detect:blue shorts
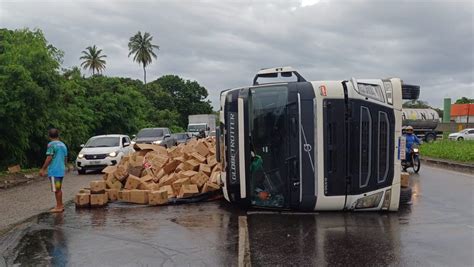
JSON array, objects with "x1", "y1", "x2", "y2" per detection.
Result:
[{"x1": 49, "y1": 176, "x2": 63, "y2": 192}]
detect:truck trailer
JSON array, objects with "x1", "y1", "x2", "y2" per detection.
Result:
[{"x1": 216, "y1": 67, "x2": 418, "y2": 211}]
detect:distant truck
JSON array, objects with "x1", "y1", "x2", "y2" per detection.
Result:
[
  {"x1": 187, "y1": 114, "x2": 217, "y2": 137},
  {"x1": 402, "y1": 108, "x2": 442, "y2": 142}
]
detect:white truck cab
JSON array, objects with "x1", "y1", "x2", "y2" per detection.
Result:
[{"x1": 217, "y1": 67, "x2": 419, "y2": 211}]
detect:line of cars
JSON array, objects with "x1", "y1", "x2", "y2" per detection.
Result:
[{"x1": 76, "y1": 127, "x2": 192, "y2": 174}]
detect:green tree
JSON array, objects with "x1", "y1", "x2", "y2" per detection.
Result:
[
  {"x1": 128, "y1": 31, "x2": 159, "y2": 84},
  {"x1": 0, "y1": 29, "x2": 63, "y2": 167},
  {"x1": 455, "y1": 97, "x2": 474, "y2": 104},
  {"x1": 153, "y1": 75, "x2": 213, "y2": 128},
  {"x1": 80, "y1": 45, "x2": 107, "y2": 75}
]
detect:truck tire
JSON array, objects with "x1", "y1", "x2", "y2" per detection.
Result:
[
  {"x1": 424, "y1": 133, "x2": 436, "y2": 143},
  {"x1": 402, "y1": 84, "x2": 420, "y2": 100},
  {"x1": 78, "y1": 169, "x2": 86, "y2": 175},
  {"x1": 399, "y1": 187, "x2": 412, "y2": 205}
]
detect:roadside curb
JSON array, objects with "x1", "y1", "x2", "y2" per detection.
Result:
[{"x1": 420, "y1": 157, "x2": 474, "y2": 175}]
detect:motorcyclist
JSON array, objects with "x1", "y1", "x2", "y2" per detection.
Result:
[{"x1": 403, "y1": 126, "x2": 420, "y2": 160}]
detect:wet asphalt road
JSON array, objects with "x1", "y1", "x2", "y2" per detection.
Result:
[{"x1": 0, "y1": 165, "x2": 473, "y2": 266}]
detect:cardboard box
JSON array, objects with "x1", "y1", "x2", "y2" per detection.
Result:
[
  {"x1": 183, "y1": 159, "x2": 200, "y2": 171},
  {"x1": 172, "y1": 177, "x2": 190, "y2": 193},
  {"x1": 158, "y1": 173, "x2": 179, "y2": 187},
  {"x1": 106, "y1": 175, "x2": 123, "y2": 190},
  {"x1": 102, "y1": 165, "x2": 117, "y2": 174},
  {"x1": 79, "y1": 188, "x2": 91, "y2": 194},
  {"x1": 90, "y1": 180, "x2": 106, "y2": 194},
  {"x1": 179, "y1": 170, "x2": 197, "y2": 179},
  {"x1": 401, "y1": 172, "x2": 410, "y2": 188},
  {"x1": 199, "y1": 164, "x2": 211, "y2": 177},
  {"x1": 160, "y1": 185, "x2": 176, "y2": 198},
  {"x1": 201, "y1": 182, "x2": 220, "y2": 193},
  {"x1": 212, "y1": 163, "x2": 222, "y2": 173},
  {"x1": 118, "y1": 190, "x2": 131, "y2": 202},
  {"x1": 124, "y1": 174, "x2": 141, "y2": 190},
  {"x1": 191, "y1": 152, "x2": 207, "y2": 163},
  {"x1": 75, "y1": 193, "x2": 90, "y2": 208},
  {"x1": 195, "y1": 142, "x2": 209, "y2": 157},
  {"x1": 90, "y1": 193, "x2": 108, "y2": 207},
  {"x1": 148, "y1": 189, "x2": 169, "y2": 205},
  {"x1": 191, "y1": 171, "x2": 209, "y2": 188},
  {"x1": 210, "y1": 172, "x2": 221, "y2": 185},
  {"x1": 105, "y1": 189, "x2": 118, "y2": 201},
  {"x1": 178, "y1": 184, "x2": 199, "y2": 198},
  {"x1": 169, "y1": 146, "x2": 183, "y2": 159},
  {"x1": 128, "y1": 166, "x2": 143, "y2": 177},
  {"x1": 7, "y1": 165, "x2": 21, "y2": 174},
  {"x1": 140, "y1": 175, "x2": 154, "y2": 183},
  {"x1": 130, "y1": 189, "x2": 150, "y2": 204},
  {"x1": 175, "y1": 163, "x2": 185, "y2": 173},
  {"x1": 207, "y1": 156, "x2": 218, "y2": 168},
  {"x1": 138, "y1": 182, "x2": 154, "y2": 190},
  {"x1": 163, "y1": 159, "x2": 180, "y2": 174},
  {"x1": 114, "y1": 164, "x2": 129, "y2": 181}
]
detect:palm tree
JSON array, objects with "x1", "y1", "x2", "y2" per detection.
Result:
[
  {"x1": 128, "y1": 31, "x2": 159, "y2": 84},
  {"x1": 80, "y1": 45, "x2": 107, "y2": 75}
]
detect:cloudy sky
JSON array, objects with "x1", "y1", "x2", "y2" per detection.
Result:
[{"x1": 1, "y1": 0, "x2": 473, "y2": 109}]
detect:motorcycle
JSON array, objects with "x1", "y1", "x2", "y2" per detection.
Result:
[{"x1": 402, "y1": 145, "x2": 421, "y2": 173}]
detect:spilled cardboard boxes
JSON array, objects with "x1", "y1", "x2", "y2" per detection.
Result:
[{"x1": 75, "y1": 138, "x2": 222, "y2": 208}]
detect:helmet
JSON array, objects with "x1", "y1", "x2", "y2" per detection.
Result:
[{"x1": 406, "y1": 126, "x2": 414, "y2": 132}]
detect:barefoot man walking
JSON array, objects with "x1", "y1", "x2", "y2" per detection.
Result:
[{"x1": 39, "y1": 128, "x2": 68, "y2": 213}]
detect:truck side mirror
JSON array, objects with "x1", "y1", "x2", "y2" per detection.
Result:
[
  {"x1": 123, "y1": 142, "x2": 130, "y2": 147},
  {"x1": 80, "y1": 144, "x2": 85, "y2": 148},
  {"x1": 164, "y1": 134, "x2": 171, "y2": 138}
]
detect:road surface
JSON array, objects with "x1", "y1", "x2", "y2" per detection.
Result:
[
  {"x1": 0, "y1": 172, "x2": 101, "y2": 233},
  {"x1": 0, "y1": 165, "x2": 473, "y2": 266}
]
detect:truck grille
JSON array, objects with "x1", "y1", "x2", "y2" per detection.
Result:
[{"x1": 84, "y1": 154, "x2": 107, "y2": 160}]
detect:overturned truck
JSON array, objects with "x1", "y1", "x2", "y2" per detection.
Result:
[{"x1": 217, "y1": 67, "x2": 419, "y2": 211}]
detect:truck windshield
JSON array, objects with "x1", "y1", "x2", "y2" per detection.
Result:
[
  {"x1": 137, "y1": 129, "x2": 163, "y2": 138},
  {"x1": 248, "y1": 86, "x2": 289, "y2": 208},
  {"x1": 188, "y1": 124, "x2": 207, "y2": 132}
]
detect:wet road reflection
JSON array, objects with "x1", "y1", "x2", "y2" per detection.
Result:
[{"x1": 1, "y1": 166, "x2": 473, "y2": 266}]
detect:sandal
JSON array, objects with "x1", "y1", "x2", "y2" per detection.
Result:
[{"x1": 50, "y1": 208, "x2": 64, "y2": 213}]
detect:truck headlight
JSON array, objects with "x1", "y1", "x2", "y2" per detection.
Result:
[
  {"x1": 78, "y1": 153, "x2": 84, "y2": 159},
  {"x1": 413, "y1": 148, "x2": 419, "y2": 153},
  {"x1": 108, "y1": 151, "x2": 118, "y2": 157},
  {"x1": 355, "y1": 191, "x2": 383, "y2": 209},
  {"x1": 382, "y1": 189, "x2": 391, "y2": 210},
  {"x1": 152, "y1": 140, "x2": 162, "y2": 145}
]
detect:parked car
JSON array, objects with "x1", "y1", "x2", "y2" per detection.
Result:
[
  {"x1": 174, "y1": 132, "x2": 191, "y2": 145},
  {"x1": 133, "y1": 127, "x2": 177, "y2": 148},
  {"x1": 76, "y1": 134, "x2": 133, "y2": 174},
  {"x1": 448, "y1": 128, "x2": 474, "y2": 141}
]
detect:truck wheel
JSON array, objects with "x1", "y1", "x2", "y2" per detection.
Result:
[
  {"x1": 401, "y1": 84, "x2": 420, "y2": 100},
  {"x1": 458, "y1": 137, "x2": 464, "y2": 141},
  {"x1": 399, "y1": 187, "x2": 412, "y2": 205},
  {"x1": 425, "y1": 133, "x2": 436, "y2": 143},
  {"x1": 78, "y1": 169, "x2": 86, "y2": 175}
]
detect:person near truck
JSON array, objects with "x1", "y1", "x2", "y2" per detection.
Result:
[
  {"x1": 404, "y1": 126, "x2": 420, "y2": 159},
  {"x1": 39, "y1": 128, "x2": 68, "y2": 213}
]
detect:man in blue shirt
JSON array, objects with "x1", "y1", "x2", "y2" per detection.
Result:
[
  {"x1": 404, "y1": 126, "x2": 420, "y2": 160},
  {"x1": 39, "y1": 128, "x2": 68, "y2": 213}
]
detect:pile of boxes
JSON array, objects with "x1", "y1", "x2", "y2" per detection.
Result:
[{"x1": 75, "y1": 138, "x2": 222, "y2": 208}]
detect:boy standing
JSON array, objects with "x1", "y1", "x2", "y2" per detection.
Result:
[{"x1": 39, "y1": 128, "x2": 68, "y2": 213}]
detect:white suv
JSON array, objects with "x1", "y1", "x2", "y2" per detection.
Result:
[{"x1": 76, "y1": 134, "x2": 134, "y2": 174}]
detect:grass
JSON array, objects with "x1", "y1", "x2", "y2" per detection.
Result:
[
  {"x1": 421, "y1": 140, "x2": 474, "y2": 163},
  {"x1": 0, "y1": 168, "x2": 40, "y2": 178}
]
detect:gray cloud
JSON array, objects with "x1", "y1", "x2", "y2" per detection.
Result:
[{"x1": 1, "y1": 0, "x2": 473, "y2": 108}]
